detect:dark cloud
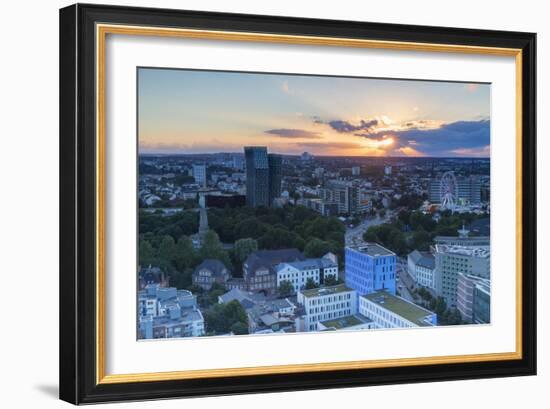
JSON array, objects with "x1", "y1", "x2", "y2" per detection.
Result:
[
  {"x1": 297, "y1": 141, "x2": 362, "y2": 150},
  {"x1": 264, "y1": 128, "x2": 322, "y2": 139},
  {"x1": 312, "y1": 115, "x2": 324, "y2": 124},
  {"x1": 326, "y1": 119, "x2": 379, "y2": 133},
  {"x1": 365, "y1": 119, "x2": 490, "y2": 157}
]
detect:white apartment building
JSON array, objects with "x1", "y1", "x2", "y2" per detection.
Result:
[
  {"x1": 275, "y1": 255, "x2": 338, "y2": 294},
  {"x1": 407, "y1": 250, "x2": 436, "y2": 289},
  {"x1": 359, "y1": 291, "x2": 437, "y2": 328},
  {"x1": 297, "y1": 285, "x2": 356, "y2": 332}
]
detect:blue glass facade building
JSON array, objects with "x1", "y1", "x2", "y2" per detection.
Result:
[{"x1": 345, "y1": 244, "x2": 397, "y2": 296}]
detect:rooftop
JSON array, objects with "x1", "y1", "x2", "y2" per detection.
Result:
[
  {"x1": 348, "y1": 243, "x2": 395, "y2": 257},
  {"x1": 300, "y1": 284, "x2": 353, "y2": 298},
  {"x1": 408, "y1": 250, "x2": 435, "y2": 269},
  {"x1": 320, "y1": 314, "x2": 372, "y2": 330},
  {"x1": 434, "y1": 244, "x2": 490, "y2": 258},
  {"x1": 362, "y1": 291, "x2": 434, "y2": 326}
]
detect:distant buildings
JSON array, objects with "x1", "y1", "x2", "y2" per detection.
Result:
[
  {"x1": 138, "y1": 284, "x2": 205, "y2": 339},
  {"x1": 192, "y1": 259, "x2": 230, "y2": 290},
  {"x1": 384, "y1": 165, "x2": 392, "y2": 176},
  {"x1": 433, "y1": 244, "x2": 490, "y2": 306},
  {"x1": 345, "y1": 243, "x2": 397, "y2": 297},
  {"x1": 429, "y1": 174, "x2": 482, "y2": 205},
  {"x1": 297, "y1": 284, "x2": 357, "y2": 332},
  {"x1": 244, "y1": 146, "x2": 282, "y2": 207},
  {"x1": 192, "y1": 164, "x2": 207, "y2": 188},
  {"x1": 359, "y1": 291, "x2": 437, "y2": 328},
  {"x1": 296, "y1": 197, "x2": 339, "y2": 217},
  {"x1": 275, "y1": 253, "x2": 339, "y2": 294},
  {"x1": 319, "y1": 180, "x2": 370, "y2": 215},
  {"x1": 351, "y1": 166, "x2": 361, "y2": 176},
  {"x1": 457, "y1": 273, "x2": 491, "y2": 323},
  {"x1": 407, "y1": 250, "x2": 436, "y2": 289},
  {"x1": 300, "y1": 151, "x2": 313, "y2": 161}
]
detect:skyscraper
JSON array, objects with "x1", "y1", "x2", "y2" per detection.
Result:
[
  {"x1": 244, "y1": 147, "x2": 270, "y2": 207},
  {"x1": 244, "y1": 147, "x2": 282, "y2": 208},
  {"x1": 268, "y1": 153, "x2": 282, "y2": 205}
]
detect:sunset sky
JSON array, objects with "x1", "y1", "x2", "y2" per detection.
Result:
[{"x1": 138, "y1": 68, "x2": 490, "y2": 157}]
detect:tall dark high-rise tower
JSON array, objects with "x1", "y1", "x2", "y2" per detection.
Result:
[
  {"x1": 244, "y1": 147, "x2": 282, "y2": 207},
  {"x1": 244, "y1": 147, "x2": 269, "y2": 207},
  {"x1": 268, "y1": 153, "x2": 282, "y2": 205}
]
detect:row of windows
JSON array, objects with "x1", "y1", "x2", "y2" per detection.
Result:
[
  {"x1": 308, "y1": 293, "x2": 352, "y2": 305},
  {"x1": 307, "y1": 302, "x2": 351, "y2": 314}
]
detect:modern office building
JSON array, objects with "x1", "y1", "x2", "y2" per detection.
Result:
[
  {"x1": 351, "y1": 166, "x2": 361, "y2": 176},
  {"x1": 433, "y1": 244, "x2": 490, "y2": 307},
  {"x1": 192, "y1": 164, "x2": 207, "y2": 187},
  {"x1": 457, "y1": 272, "x2": 491, "y2": 323},
  {"x1": 297, "y1": 284, "x2": 357, "y2": 332},
  {"x1": 407, "y1": 250, "x2": 436, "y2": 289},
  {"x1": 244, "y1": 146, "x2": 282, "y2": 207},
  {"x1": 345, "y1": 243, "x2": 397, "y2": 297},
  {"x1": 359, "y1": 291, "x2": 437, "y2": 328}
]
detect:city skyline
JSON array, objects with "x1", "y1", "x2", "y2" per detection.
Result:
[{"x1": 138, "y1": 68, "x2": 491, "y2": 158}]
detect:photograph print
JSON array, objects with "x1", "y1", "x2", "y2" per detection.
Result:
[{"x1": 137, "y1": 68, "x2": 491, "y2": 340}]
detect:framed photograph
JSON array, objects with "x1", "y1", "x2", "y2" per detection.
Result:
[{"x1": 59, "y1": 3, "x2": 536, "y2": 405}]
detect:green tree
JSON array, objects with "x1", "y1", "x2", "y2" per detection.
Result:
[
  {"x1": 324, "y1": 275, "x2": 339, "y2": 286},
  {"x1": 139, "y1": 239, "x2": 155, "y2": 266},
  {"x1": 305, "y1": 277, "x2": 319, "y2": 290},
  {"x1": 200, "y1": 231, "x2": 232, "y2": 269},
  {"x1": 304, "y1": 238, "x2": 331, "y2": 258},
  {"x1": 410, "y1": 230, "x2": 433, "y2": 251},
  {"x1": 234, "y1": 238, "x2": 258, "y2": 263},
  {"x1": 278, "y1": 280, "x2": 294, "y2": 297},
  {"x1": 174, "y1": 235, "x2": 197, "y2": 271},
  {"x1": 230, "y1": 321, "x2": 249, "y2": 335},
  {"x1": 157, "y1": 235, "x2": 176, "y2": 270}
]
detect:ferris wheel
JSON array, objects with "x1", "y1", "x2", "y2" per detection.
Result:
[{"x1": 440, "y1": 171, "x2": 458, "y2": 210}]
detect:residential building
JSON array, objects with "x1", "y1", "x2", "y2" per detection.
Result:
[
  {"x1": 384, "y1": 165, "x2": 392, "y2": 176},
  {"x1": 433, "y1": 244, "x2": 490, "y2": 306},
  {"x1": 457, "y1": 272, "x2": 491, "y2": 323},
  {"x1": 275, "y1": 253, "x2": 339, "y2": 294},
  {"x1": 192, "y1": 164, "x2": 207, "y2": 187},
  {"x1": 352, "y1": 166, "x2": 361, "y2": 176},
  {"x1": 243, "y1": 248, "x2": 306, "y2": 295},
  {"x1": 359, "y1": 291, "x2": 437, "y2": 328},
  {"x1": 345, "y1": 243, "x2": 397, "y2": 297},
  {"x1": 407, "y1": 250, "x2": 436, "y2": 289},
  {"x1": 137, "y1": 285, "x2": 205, "y2": 339},
  {"x1": 192, "y1": 259, "x2": 230, "y2": 290},
  {"x1": 297, "y1": 285, "x2": 357, "y2": 332}
]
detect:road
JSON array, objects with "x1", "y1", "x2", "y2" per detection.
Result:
[
  {"x1": 345, "y1": 212, "x2": 393, "y2": 247},
  {"x1": 396, "y1": 258, "x2": 415, "y2": 302}
]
